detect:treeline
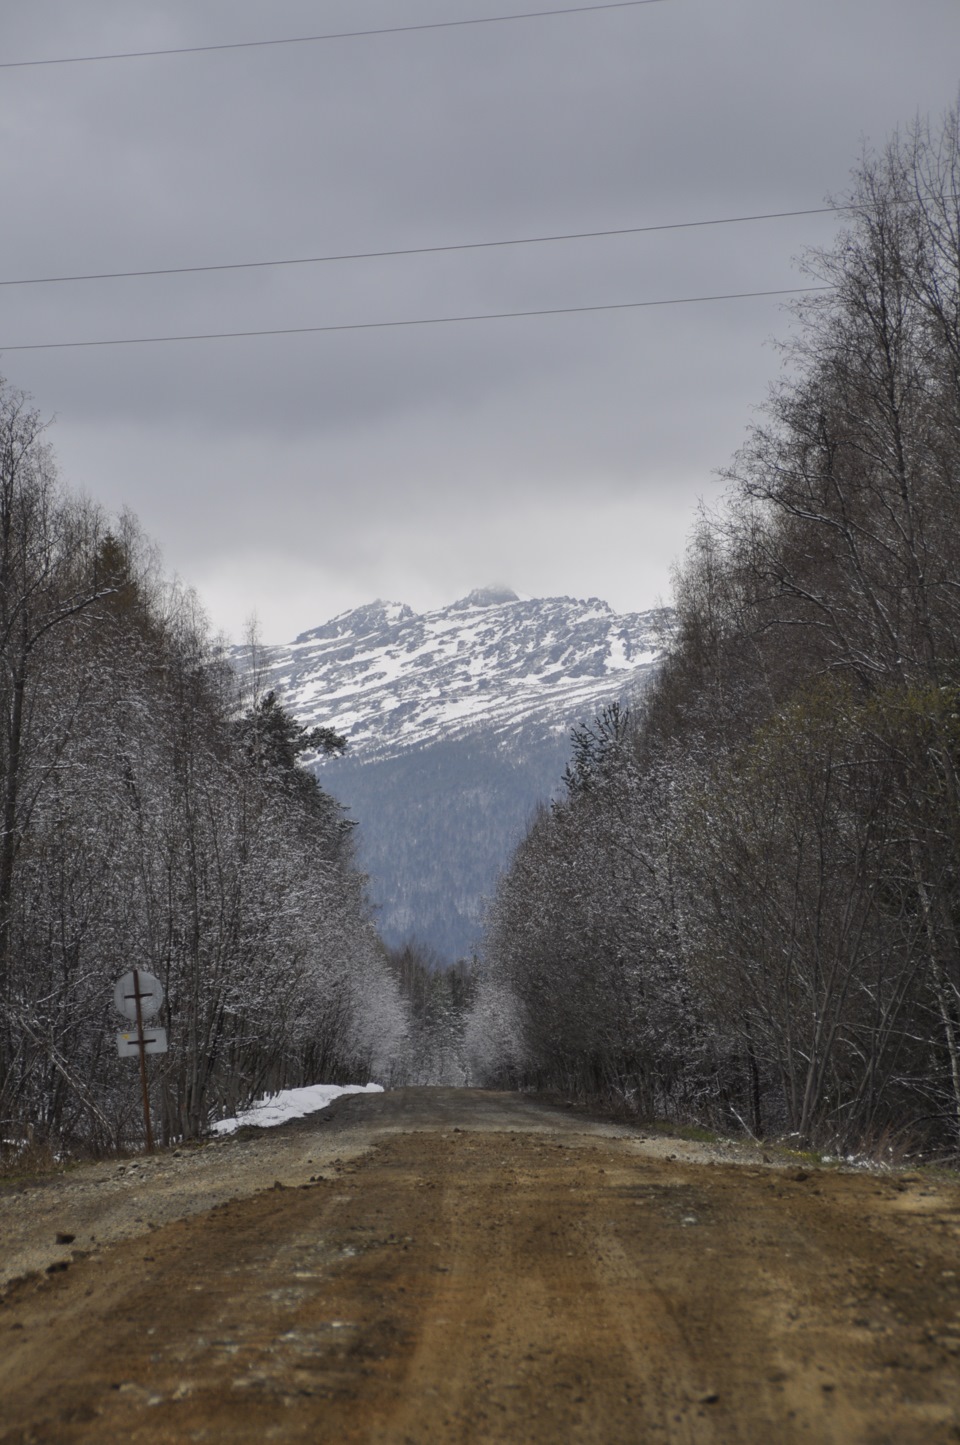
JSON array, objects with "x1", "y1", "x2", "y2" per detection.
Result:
[
  {"x1": 387, "y1": 943, "x2": 477, "y2": 1085},
  {"x1": 473, "y1": 110, "x2": 960, "y2": 1153},
  {"x1": 0, "y1": 382, "x2": 407, "y2": 1154}
]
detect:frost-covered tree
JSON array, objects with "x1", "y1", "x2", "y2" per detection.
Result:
[
  {"x1": 0, "y1": 380, "x2": 408, "y2": 1154},
  {"x1": 475, "y1": 107, "x2": 960, "y2": 1152}
]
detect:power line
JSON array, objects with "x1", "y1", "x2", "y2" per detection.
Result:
[
  {"x1": 0, "y1": 286, "x2": 831, "y2": 352},
  {"x1": 0, "y1": 2, "x2": 669, "y2": 70},
  {"x1": 0, "y1": 206, "x2": 844, "y2": 290}
]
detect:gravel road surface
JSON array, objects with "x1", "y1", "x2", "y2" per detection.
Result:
[{"x1": 1, "y1": 1087, "x2": 959, "y2": 1442}]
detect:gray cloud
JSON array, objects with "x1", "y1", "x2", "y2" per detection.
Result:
[{"x1": 3, "y1": 0, "x2": 958, "y2": 639}]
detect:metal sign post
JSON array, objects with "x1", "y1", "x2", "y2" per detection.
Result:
[
  {"x1": 113, "y1": 969, "x2": 166, "y2": 1153},
  {"x1": 132, "y1": 968, "x2": 154, "y2": 1153}
]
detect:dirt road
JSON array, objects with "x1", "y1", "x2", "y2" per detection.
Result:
[{"x1": 2, "y1": 1088, "x2": 959, "y2": 1443}]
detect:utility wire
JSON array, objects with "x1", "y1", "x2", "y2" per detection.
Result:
[
  {"x1": 0, "y1": 2, "x2": 669, "y2": 70},
  {"x1": 0, "y1": 286, "x2": 831, "y2": 352},
  {"x1": 0, "y1": 206, "x2": 844, "y2": 290}
]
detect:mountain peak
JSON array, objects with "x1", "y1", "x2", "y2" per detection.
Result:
[
  {"x1": 450, "y1": 585, "x2": 520, "y2": 611},
  {"x1": 294, "y1": 598, "x2": 413, "y2": 645}
]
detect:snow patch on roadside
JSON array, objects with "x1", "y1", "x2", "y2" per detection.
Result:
[{"x1": 212, "y1": 1083, "x2": 383, "y2": 1135}]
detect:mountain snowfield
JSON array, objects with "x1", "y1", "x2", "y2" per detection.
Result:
[
  {"x1": 244, "y1": 587, "x2": 671, "y2": 755},
  {"x1": 238, "y1": 588, "x2": 672, "y2": 959}
]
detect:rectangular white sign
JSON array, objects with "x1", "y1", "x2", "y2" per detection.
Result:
[{"x1": 116, "y1": 1028, "x2": 168, "y2": 1057}]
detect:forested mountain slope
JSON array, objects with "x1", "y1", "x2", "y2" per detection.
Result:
[{"x1": 237, "y1": 589, "x2": 671, "y2": 958}]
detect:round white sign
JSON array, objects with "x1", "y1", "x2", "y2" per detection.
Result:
[{"x1": 113, "y1": 970, "x2": 164, "y2": 1021}]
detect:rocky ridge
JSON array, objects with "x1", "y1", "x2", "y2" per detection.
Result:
[{"x1": 240, "y1": 587, "x2": 671, "y2": 758}]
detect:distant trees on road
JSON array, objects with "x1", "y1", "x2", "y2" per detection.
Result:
[{"x1": 387, "y1": 943, "x2": 477, "y2": 1085}]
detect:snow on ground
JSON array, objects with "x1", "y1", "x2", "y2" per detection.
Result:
[{"x1": 212, "y1": 1083, "x2": 383, "y2": 1135}]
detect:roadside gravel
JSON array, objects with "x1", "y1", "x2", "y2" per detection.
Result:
[{"x1": 0, "y1": 1089, "x2": 752, "y2": 1289}]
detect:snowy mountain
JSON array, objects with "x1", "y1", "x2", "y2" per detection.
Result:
[
  {"x1": 239, "y1": 588, "x2": 671, "y2": 959},
  {"x1": 245, "y1": 587, "x2": 669, "y2": 756}
]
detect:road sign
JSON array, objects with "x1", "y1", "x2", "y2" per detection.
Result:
[
  {"x1": 112, "y1": 968, "x2": 165, "y2": 1153},
  {"x1": 113, "y1": 970, "x2": 163, "y2": 1021},
  {"x1": 117, "y1": 1027, "x2": 168, "y2": 1058}
]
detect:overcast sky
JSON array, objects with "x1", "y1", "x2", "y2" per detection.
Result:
[{"x1": 2, "y1": 2, "x2": 957, "y2": 642}]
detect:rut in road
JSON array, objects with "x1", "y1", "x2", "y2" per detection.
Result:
[{"x1": 1, "y1": 1088, "x2": 959, "y2": 1443}]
